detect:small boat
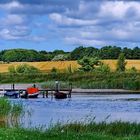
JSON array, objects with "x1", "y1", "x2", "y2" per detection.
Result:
[
  {"x1": 20, "y1": 87, "x2": 39, "y2": 98},
  {"x1": 4, "y1": 90, "x2": 18, "y2": 98},
  {"x1": 54, "y1": 92, "x2": 67, "y2": 99}
]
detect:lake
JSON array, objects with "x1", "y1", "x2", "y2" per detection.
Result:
[{"x1": 12, "y1": 94, "x2": 140, "y2": 128}]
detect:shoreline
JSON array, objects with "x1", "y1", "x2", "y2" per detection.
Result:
[
  {"x1": 0, "y1": 84, "x2": 139, "y2": 95},
  {"x1": 72, "y1": 88, "x2": 140, "y2": 94}
]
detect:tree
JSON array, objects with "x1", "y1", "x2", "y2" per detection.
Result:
[
  {"x1": 69, "y1": 46, "x2": 86, "y2": 60},
  {"x1": 78, "y1": 57, "x2": 100, "y2": 72},
  {"x1": 122, "y1": 47, "x2": 133, "y2": 59},
  {"x1": 99, "y1": 46, "x2": 121, "y2": 59},
  {"x1": 116, "y1": 53, "x2": 127, "y2": 72},
  {"x1": 132, "y1": 47, "x2": 140, "y2": 59}
]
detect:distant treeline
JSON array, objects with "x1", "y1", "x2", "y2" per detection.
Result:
[{"x1": 0, "y1": 46, "x2": 139, "y2": 62}]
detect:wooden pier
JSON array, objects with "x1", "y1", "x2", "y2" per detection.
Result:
[{"x1": 0, "y1": 83, "x2": 72, "y2": 98}]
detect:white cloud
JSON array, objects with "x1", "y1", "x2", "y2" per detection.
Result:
[
  {"x1": 0, "y1": 1, "x2": 23, "y2": 10},
  {"x1": 0, "y1": 0, "x2": 140, "y2": 47},
  {"x1": 49, "y1": 13, "x2": 98, "y2": 26},
  {"x1": 1, "y1": 14, "x2": 27, "y2": 25}
]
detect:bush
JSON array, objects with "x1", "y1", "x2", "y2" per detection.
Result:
[
  {"x1": 116, "y1": 53, "x2": 127, "y2": 72},
  {"x1": 8, "y1": 65, "x2": 16, "y2": 74},
  {"x1": 95, "y1": 64, "x2": 111, "y2": 73},
  {"x1": 8, "y1": 64, "x2": 40, "y2": 74},
  {"x1": 78, "y1": 57, "x2": 100, "y2": 72},
  {"x1": 51, "y1": 67, "x2": 58, "y2": 73},
  {"x1": 127, "y1": 67, "x2": 137, "y2": 73}
]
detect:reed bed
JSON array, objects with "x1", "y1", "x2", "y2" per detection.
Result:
[{"x1": 0, "y1": 98, "x2": 24, "y2": 127}]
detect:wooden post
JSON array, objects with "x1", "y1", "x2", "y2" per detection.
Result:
[
  {"x1": 46, "y1": 91, "x2": 48, "y2": 98},
  {"x1": 12, "y1": 84, "x2": 15, "y2": 90},
  {"x1": 42, "y1": 92, "x2": 45, "y2": 98},
  {"x1": 51, "y1": 91, "x2": 53, "y2": 99},
  {"x1": 68, "y1": 83, "x2": 72, "y2": 98},
  {"x1": 55, "y1": 81, "x2": 59, "y2": 93}
]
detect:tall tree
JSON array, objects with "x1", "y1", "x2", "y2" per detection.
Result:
[{"x1": 116, "y1": 53, "x2": 127, "y2": 72}]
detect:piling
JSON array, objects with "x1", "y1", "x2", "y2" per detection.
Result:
[{"x1": 46, "y1": 91, "x2": 48, "y2": 98}]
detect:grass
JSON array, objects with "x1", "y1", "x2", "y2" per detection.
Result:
[
  {"x1": 40, "y1": 72, "x2": 140, "y2": 90},
  {"x1": 0, "y1": 60, "x2": 139, "y2": 73},
  {"x1": 0, "y1": 71, "x2": 139, "y2": 90},
  {"x1": 0, "y1": 121, "x2": 140, "y2": 140}
]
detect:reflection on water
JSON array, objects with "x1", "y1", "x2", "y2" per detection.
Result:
[{"x1": 11, "y1": 94, "x2": 140, "y2": 128}]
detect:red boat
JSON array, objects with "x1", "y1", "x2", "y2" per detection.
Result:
[{"x1": 20, "y1": 87, "x2": 39, "y2": 98}]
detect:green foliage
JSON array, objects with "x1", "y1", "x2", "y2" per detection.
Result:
[
  {"x1": 67, "y1": 64, "x2": 73, "y2": 74},
  {"x1": 95, "y1": 63, "x2": 111, "y2": 73},
  {"x1": 0, "y1": 97, "x2": 24, "y2": 117},
  {"x1": 8, "y1": 65, "x2": 16, "y2": 74},
  {"x1": 1, "y1": 70, "x2": 140, "y2": 90},
  {"x1": 0, "y1": 46, "x2": 140, "y2": 62},
  {"x1": 52, "y1": 54, "x2": 68, "y2": 61},
  {"x1": 78, "y1": 57, "x2": 100, "y2": 72},
  {"x1": 0, "y1": 98, "x2": 11, "y2": 117},
  {"x1": 51, "y1": 67, "x2": 58, "y2": 73},
  {"x1": 127, "y1": 67, "x2": 137, "y2": 73},
  {"x1": 8, "y1": 64, "x2": 40, "y2": 74},
  {"x1": 0, "y1": 121, "x2": 140, "y2": 140},
  {"x1": 99, "y1": 46, "x2": 121, "y2": 59},
  {"x1": 0, "y1": 98, "x2": 24, "y2": 127},
  {"x1": 116, "y1": 53, "x2": 127, "y2": 72}
]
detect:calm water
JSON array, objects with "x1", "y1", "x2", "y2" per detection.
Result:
[{"x1": 13, "y1": 94, "x2": 140, "y2": 128}]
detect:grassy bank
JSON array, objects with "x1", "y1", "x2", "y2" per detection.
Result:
[
  {"x1": 0, "y1": 121, "x2": 140, "y2": 140},
  {"x1": 0, "y1": 71, "x2": 140, "y2": 90}
]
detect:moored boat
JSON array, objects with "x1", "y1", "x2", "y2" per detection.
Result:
[
  {"x1": 20, "y1": 87, "x2": 39, "y2": 98},
  {"x1": 4, "y1": 90, "x2": 18, "y2": 98},
  {"x1": 54, "y1": 92, "x2": 67, "y2": 99}
]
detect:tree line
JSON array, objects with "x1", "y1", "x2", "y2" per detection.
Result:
[{"x1": 0, "y1": 46, "x2": 139, "y2": 62}]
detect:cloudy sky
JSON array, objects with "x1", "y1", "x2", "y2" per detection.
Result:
[{"x1": 0, "y1": 0, "x2": 140, "y2": 51}]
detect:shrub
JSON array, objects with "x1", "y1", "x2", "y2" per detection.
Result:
[
  {"x1": 8, "y1": 64, "x2": 40, "y2": 74},
  {"x1": 51, "y1": 67, "x2": 58, "y2": 73},
  {"x1": 95, "y1": 64, "x2": 111, "y2": 73},
  {"x1": 8, "y1": 65, "x2": 16, "y2": 74},
  {"x1": 127, "y1": 67, "x2": 137, "y2": 73},
  {"x1": 116, "y1": 53, "x2": 127, "y2": 72},
  {"x1": 78, "y1": 57, "x2": 100, "y2": 72}
]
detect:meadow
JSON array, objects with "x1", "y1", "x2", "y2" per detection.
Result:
[{"x1": 0, "y1": 60, "x2": 139, "y2": 73}]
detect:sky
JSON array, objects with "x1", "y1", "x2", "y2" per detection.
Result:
[{"x1": 0, "y1": 0, "x2": 140, "y2": 51}]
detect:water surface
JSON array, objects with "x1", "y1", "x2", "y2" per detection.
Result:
[{"x1": 14, "y1": 94, "x2": 140, "y2": 128}]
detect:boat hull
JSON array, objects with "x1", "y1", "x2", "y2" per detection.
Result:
[
  {"x1": 4, "y1": 90, "x2": 18, "y2": 98},
  {"x1": 20, "y1": 92, "x2": 39, "y2": 98},
  {"x1": 54, "y1": 92, "x2": 67, "y2": 99}
]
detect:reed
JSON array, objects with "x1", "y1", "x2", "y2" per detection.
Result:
[{"x1": 0, "y1": 98, "x2": 24, "y2": 127}]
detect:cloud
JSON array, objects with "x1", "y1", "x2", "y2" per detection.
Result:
[{"x1": 0, "y1": 0, "x2": 140, "y2": 47}]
